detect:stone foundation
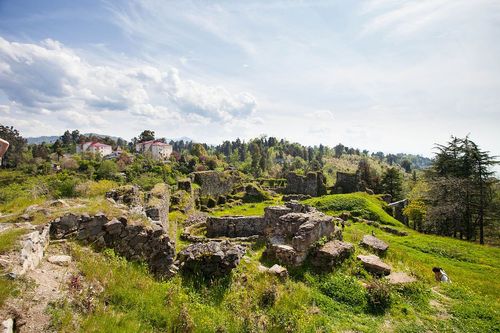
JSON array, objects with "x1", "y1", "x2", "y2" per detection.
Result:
[
  {"x1": 50, "y1": 213, "x2": 176, "y2": 277},
  {"x1": 284, "y1": 172, "x2": 327, "y2": 197}
]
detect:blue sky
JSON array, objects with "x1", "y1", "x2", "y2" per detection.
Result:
[{"x1": 0, "y1": 0, "x2": 499, "y2": 158}]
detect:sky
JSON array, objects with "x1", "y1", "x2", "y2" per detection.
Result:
[{"x1": 0, "y1": 0, "x2": 499, "y2": 158}]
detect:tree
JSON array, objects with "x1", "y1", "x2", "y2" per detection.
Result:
[
  {"x1": 334, "y1": 144, "x2": 344, "y2": 158},
  {"x1": 61, "y1": 130, "x2": 72, "y2": 146},
  {"x1": 96, "y1": 160, "x2": 118, "y2": 180},
  {"x1": 400, "y1": 160, "x2": 412, "y2": 173},
  {"x1": 427, "y1": 136, "x2": 497, "y2": 243},
  {"x1": 71, "y1": 130, "x2": 80, "y2": 143},
  {"x1": 0, "y1": 124, "x2": 27, "y2": 167},
  {"x1": 381, "y1": 167, "x2": 403, "y2": 200},
  {"x1": 138, "y1": 130, "x2": 155, "y2": 143}
]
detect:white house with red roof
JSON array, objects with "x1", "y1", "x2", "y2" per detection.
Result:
[
  {"x1": 76, "y1": 142, "x2": 113, "y2": 156},
  {"x1": 135, "y1": 140, "x2": 173, "y2": 160}
]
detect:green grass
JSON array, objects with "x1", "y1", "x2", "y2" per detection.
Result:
[
  {"x1": 0, "y1": 228, "x2": 28, "y2": 254},
  {"x1": 211, "y1": 199, "x2": 280, "y2": 217},
  {"x1": 303, "y1": 192, "x2": 402, "y2": 226}
]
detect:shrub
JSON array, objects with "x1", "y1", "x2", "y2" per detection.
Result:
[
  {"x1": 96, "y1": 160, "x2": 118, "y2": 180},
  {"x1": 366, "y1": 280, "x2": 392, "y2": 314},
  {"x1": 260, "y1": 284, "x2": 278, "y2": 308},
  {"x1": 318, "y1": 274, "x2": 366, "y2": 309}
]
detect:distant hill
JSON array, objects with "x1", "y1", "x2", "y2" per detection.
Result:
[
  {"x1": 26, "y1": 136, "x2": 59, "y2": 144},
  {"x1": 27, "y1": 134, "x2": 193, "y2": 145}
]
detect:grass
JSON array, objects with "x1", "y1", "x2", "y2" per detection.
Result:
[
  {"x1": 303, "y1": 192, "x2": 403, "y2": 226},
  {"x1": 211, "y1": 198, "x2": 281, "y2": 217},
  {"x1": 0, "y1": 227, "x2": 28, "y2": 254}
]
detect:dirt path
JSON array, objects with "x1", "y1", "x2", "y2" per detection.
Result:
[
  {"x1": 2, "y1": 242, "x2": 77, "y2": 332},
  {"x1": 430, "y1": 286, "x2": 451, "y2": 320}
]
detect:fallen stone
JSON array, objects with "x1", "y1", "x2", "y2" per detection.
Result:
[
  {"x1": 357, "y1": 254, "x2": 391, "y2": 276},
  {"x1": 49, "y1": 199, "x2": 70, "y2": 208},
  {"x1": 381, "y1": 226, "x2": 408, "y2": 236},
  {"x1": 1, "y1": 318, "x2": 13, "y2": 333},
  {"x1": 386, "y1": 272, "x2": 416, "y2": 284},
  {"x1": 47, "y1": 255, "x2": 72, "y2": 266},
  {"x1": 360, "y1": 235, "x2": 389, "y2": 253},
  {"x1": 268, "y1": 264, "x2": 288, "y2": 279},
  {"x1": 258, "y1": 264, "x2": 269, "y2": 273},
  {"x1": 177, "y1": 240, "x2": 246, "y2": 277},
  {"x1": 312, "y1": 240, "x2": 354, "y2": 269}
]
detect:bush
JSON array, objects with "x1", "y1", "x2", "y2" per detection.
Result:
[
  {"x1": 260, "y1": 284, "x2": 278, "y2": 308},
  {"x1": 76, "y1": 180, "x2": 119, "y2": 197},
  {"x1": 96, "y1": 160, "x2": 118, "y2": 180},
  {"x1": 49, "y1": 173, "x2": 79, "y2": 198},
  {"x1": 366, "y1": 280, "x2": 392, "y2": 314},
  {"x1": 318, "y1": 274, "x2": 366, "y2": 309}
]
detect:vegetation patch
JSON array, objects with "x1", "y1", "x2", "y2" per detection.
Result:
[{"x1": 304, "y1": 192, "x2": 402, "y2": 226}]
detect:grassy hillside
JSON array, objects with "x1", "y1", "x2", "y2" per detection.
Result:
[
  {"x1": 46, "y1": 193, "x2": 499, "y2": 332},
  {"x1": 303, "y1": 192, "x2": 402, "y2": 226}
]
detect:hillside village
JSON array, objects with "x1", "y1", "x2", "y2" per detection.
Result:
[{"x1": 0, "y1": 125, "x2": 498, "y2": 332}]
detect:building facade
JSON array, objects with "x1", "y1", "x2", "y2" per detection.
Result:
[
  {"x1": 135, "y1": 140, "x2": 173, "y2": 160},
  {"x1": 76, "y1": 142, "x2": 113, "y2": 156}
]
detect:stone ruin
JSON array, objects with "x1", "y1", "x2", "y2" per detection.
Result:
[
  {"x1": 388, "y1": 199, "x2": 409, "y2": 224},
  {"x1": 105, "y1": 184, "x2": 170, "y2": 231},
  {"x1": 50, "y1": 213, "x2": 177, "y2": 276},
  {"x1": 176, "y1": 240, "x2": 246, "y2": 277},
  {"x1": 284, "y1": 172, "x2": 327, "y2": 197},
  {"x1": 191, "y1": 170, "x2": 240, "y2": 198},
  {"x1": 201, "y1": 201, "x2": 343, "y2": 267},
  {"x1": 331, "y1": 171, "x2": 361, "y2": 194}
]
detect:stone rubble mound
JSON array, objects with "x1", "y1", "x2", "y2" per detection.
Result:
[{"x1": 176, "y1": 240, "x2": 246, "y2": 277}]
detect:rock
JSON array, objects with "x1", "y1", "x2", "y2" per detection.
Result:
[
  {"x1": 312, "y1": 240, "x2": 354, "y2": 269},
  {"x1": 177, "y1": 240, "x2": 246, "y2": 277},
  {"x1": 282, "y1": 194, "x2": 311, "y2": 202},
  {"x1": 103, "y1": 218, "x2": 123, "y2": 235},
  {"x1": 145, "y1": 207, "x2": 160, "y2": 221},
  {"x1": 49, "y1": 199, "x2": 70, "y2": 208},
  {"x1": 386, "y1": 272, "x2": 416, "y2": 284},
  {"x1": 338, "y1": 212, "x2": 351, "y2": 221},
  {"x1": 360, "y1": 235, "x2": 389, "y2": 253},
  {"x1": 257, "y1": 264, "x2": 269, "y2": 273},
  {"x1": 1, "y1": 318, "x2": 13, "y2": 333},
  {"x1": 47, "y1": 255, "x2": 72, "y2": 266},
  {"x1": 268, "y1": 264, "x2": 288, "y2": 279},
  {"x1": 380, "y1": 226, "x2": 408, "y2": 236},
  {"x1": 357, "y1": 254, "x2": 391, "y2": 276}
]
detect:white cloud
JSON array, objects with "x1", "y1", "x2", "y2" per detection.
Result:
[
  {"x1": 0, "y1": 36, "x2": 257, "y2": 125},
  {"x1": 0, "y1": 104, "x2": 9, "y2": 114},
  {"x1": 361, "y1": 0, "x2": 500, "y2": 36}
]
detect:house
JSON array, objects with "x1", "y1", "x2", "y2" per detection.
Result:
[
  {"x1": 76, "y1": 142, "x2": 113, "y2": 156},
  {"x1": 135, "y1": 140, "x2": 173, "y2": 160}
]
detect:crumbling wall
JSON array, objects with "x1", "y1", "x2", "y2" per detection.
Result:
[
  {"x1": 284, "y1": 172, "x2": 327, "y2": 197},
  {"x1": 12, "y1": 225, "x2": 50, "y2": 276},
  {"x1": 332, "y1": 172, "x2": 361, "y2": 194},
  {"x1": 107, "y1": 184, "x2": 170, "y2": 232},
  {"x1": 206, "y1": 216, "x2": 266, "y2": 238},
  {"x1": 50, "y1": 213, "x2": 176, "y2": 277},
  {"x1": 191, "y1": 170, "x2": 239, "y2": 197},
  {"x1": 205, "y1": 201, "x2": 342, "y2": 267}
]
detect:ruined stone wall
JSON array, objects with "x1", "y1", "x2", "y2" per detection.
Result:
[
  {"x1": 332, "y1": 172, "x2": 360, "y2": 194},
  {"x1": 284, "y1": 172, "x2": 327, "y2": 197},
  {"x1": 50, "y1": 213, "x2": 176, "y2": 276},
  {"x1": 13, "y1": 225, "x2": 50, "y2": 276},
  {"x1": 191, "y1": 170, "x2": 239, "y2": 197},
  {"x1": 206, "y1": 216, "x2": 266, "y2": 238}
]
